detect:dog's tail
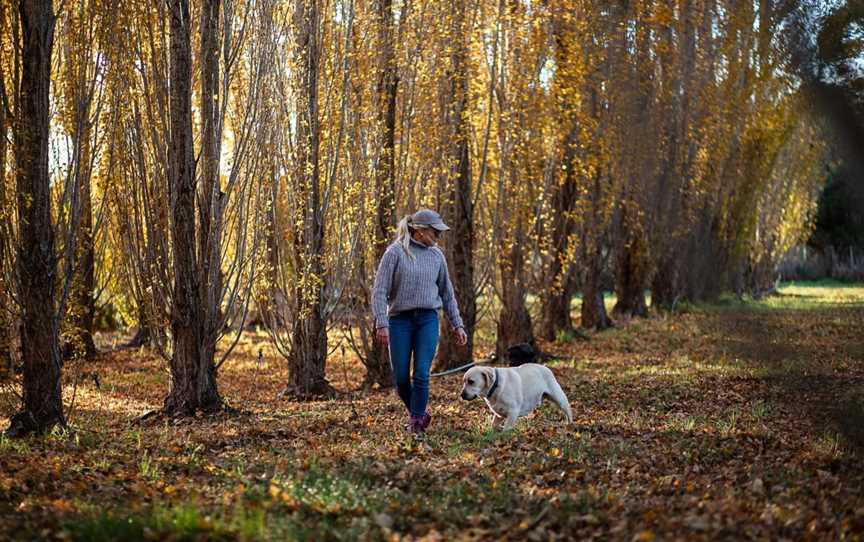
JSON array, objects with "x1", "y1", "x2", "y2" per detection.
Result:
[{"x1": 545, "y1": 370, "x2": 573, "y2": 423}]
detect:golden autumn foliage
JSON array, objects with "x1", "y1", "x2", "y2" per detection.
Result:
[
  {"x1": 0, "y1": 0, "x2": 837, "y2": 425},
  {"x1": 0, "y1": 2, "x2": 861, "y2": 538}
]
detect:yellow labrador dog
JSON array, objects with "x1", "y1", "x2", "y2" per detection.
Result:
[{"x1": 460, "y1": 364, "x2": 572, "y2": 430}]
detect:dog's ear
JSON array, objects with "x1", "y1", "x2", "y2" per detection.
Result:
[{"x1": 482, "y1": 368, "x2": 492, "y2": 389}]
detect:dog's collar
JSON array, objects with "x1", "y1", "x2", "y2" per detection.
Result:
[{"x1": 486, "y1": 369, "x2": 499, "y2": 399}]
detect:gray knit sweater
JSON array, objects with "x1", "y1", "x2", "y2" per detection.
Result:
[{"x1": 372, "y1": 239, "x2": 465, "y2": 330}]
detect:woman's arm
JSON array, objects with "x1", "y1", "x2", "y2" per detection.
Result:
[
  {"x1": 437, "y1": 256, "x2": 465, "y2": 330},
  {"x1": 371, "y1": 248, "x2": 398, "y2": 329}
]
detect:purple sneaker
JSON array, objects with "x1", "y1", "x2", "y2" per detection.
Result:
[
  {"x1": 419, "y1": 412, "x2": 431, "y2": 430},
  {"x1": 408, "y1": 415, "x2": 427, "y2": 436}
]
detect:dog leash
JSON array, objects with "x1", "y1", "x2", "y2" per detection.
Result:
[
  {"x1": 430, "y1": 355, "x2": 496, "y2": 378},
  {"x1": 386, "y1": 344, "x2": 485, "y2": 377},
  {"x1": 430, "y1": 361, "x2": 477, "y2": 377}
]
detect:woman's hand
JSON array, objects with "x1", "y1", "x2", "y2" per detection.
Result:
[
  {"x1": 454, "y1": 327, "x2": 468, "y2": 346},
  {"x1": 376, "y1": 327, "x2": 389, "y2": 346}
]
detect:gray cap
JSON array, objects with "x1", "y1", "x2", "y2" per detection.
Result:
[{"x1": 410, "y1": 209, "x2": 450, "y2": 231}]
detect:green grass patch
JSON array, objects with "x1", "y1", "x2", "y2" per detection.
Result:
[
  {"x1": 694, "y1": 281, "x2": 864, "y2": 312},
  {"x1": 270, "y1": 462, "x2": 394, "y2": 515},
  {"x1": 0, "y1": 433, "x2": 30, "y2": 455},
  {"x1": 61, "y1": 505, "x2": 238, "y2": 542}
]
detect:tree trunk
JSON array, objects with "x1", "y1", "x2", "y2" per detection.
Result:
[
  {"x1": 197, "y1": 0, "x2": 224, "y2": 400},
  {"x1": 581, "y1": 249, "x2": 612, "y2": 331},
  {"x1": 538, "y1": 175, "x2": 578, "y2": 342},
  {"x1": 539, "y1": 221, "x2": 577, "y2": 340},
  {"x1": 581, "y1": 165, "x2": 612, "y2": 331},
  {"x1": 65, "y1": 124, "x2": 97, "y2": 361},
  {"x1": 288, "y1": 310, "x2": 331, "y2": 397},
  {"x1": 62, "y1": 3, "x2": 99, "y2": 362},
  {"x1": 496, "y1": 240, "x2": 534, "y2": 360},
  {"x1": 651, "y1": 256, "x2": 679, "y2": 310},
  {"x1": 164, "y1": 0, "x2": 221, "y2": 416},
  {"x1": 0, "y1": 55, "x2": 12, "y2": 375},
  {"x1": 539, "y1": 281, "x2": 575, "y2": 341},
  {"x1": 438, "y1": 0, "x2": 475, "y2": 369},
  {"x1": 363, "y1": 0, "x2": 397, "y2": 389},
  {"x1": 260, "y1": 166, "x2": 287, "y2": 329},
  {"x1": 438, "y1": 155, "x2": 475, "y2": 368},
  {"x1": 681, "y1": 213, "x2": 724, "y2": 303},
  {"x1": 125, "y1": 305, "x2": 155, "y2": 348},
  {"x1": 539, "y1": 182, "x2": 577, "y2": 339},
  {"x1": 538, "y1": 129, "x2": 579, "y2": 341},
  {"x1": 7, "y1": 0, "x2": 64, "y2": 436},
  {"x1": 613, "y1": 250, "x2": 648, "y2": 318},
  {"x1": 613, "y1": 208, "x2": 648, "y2": 318},
  {"x1": 747, "y1": 255, "x2": 778, "y2": 299},
  {"x1": 287, "y1": 0, "x2": 333, "y2": 398}
]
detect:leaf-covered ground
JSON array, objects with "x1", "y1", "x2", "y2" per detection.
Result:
[{"x1": 2, "y1": 281, "x2": 864, "y2": 541}]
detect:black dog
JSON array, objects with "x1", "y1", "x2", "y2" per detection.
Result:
[{"x1": 506, "y1": 339, "x2": 558, "y2": 367}]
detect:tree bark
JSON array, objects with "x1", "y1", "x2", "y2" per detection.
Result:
[
  {"x1": 581, "y1": 254, "x2": 612, "y2": 331},
  {"x1": 539, "y1": 282, "x2": 575, "y2": 341},
  {"x1": 437, "y1": 0, "x2": 475, "y2": 369},
  {"x1": 651, "y1": 255, "x2": 679, "y2": 310},
  {"x1": 538, "y1": 178, "x2": 578, "y2": 340},
  {"x1": 613, "y1": 251, "x2": 648, "y2": 318},
  {"x1": 0, "y1": 49, "x2": 12, "y2": 375},
  {"x1": 7, "y1": 0, "x2": 64, "y2": 436},
  {"x1": 197, "y1": 0, "x2": 224, "y2": 398},
  {"x1": 581, "y1": 165, "x2": 612, "y2": 331},
  {"x1": 613, "y1": 206, "x2": 648, "y2": 318},
  {"x1": 539, "y1": 126, "x2": 579, "y2": 341},
  {"x1": 61, "y1": 1, "x2": 100, "y2": 362},
  {"x1": 65, "y1": 124, "x2": 97, "y2": 360},
  {"x1": 125, "y1": 305, "x2": 155, "y2": 348},
  {"x1": 287, "y1": 0, "x2": 333, "y2": 398},
  {"x1": 681, "y1": 213, "x2": 724, "y2": 303},
  {"x1": 164, "y1": 0, "x2": 221, "y2": 416},
  {"x1": 487, "y1": 0, "x2": 535, "y2": 357},
  {"x1": 746, "y1": 256, "x2": 778, "y2": 299},
  {"x1": 260, "y1": 166, "x2": 287, "y2": 330},
  {"x1": 496, "y1": 239, "x2": 534, "y2": 360},
  {"x1": 363, "y1": 0, "x2": 397, "y2": 388}
]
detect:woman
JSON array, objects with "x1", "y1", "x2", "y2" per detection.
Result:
[{"x1": 372, "y1": 209, "x2": 468, "y2": 435}]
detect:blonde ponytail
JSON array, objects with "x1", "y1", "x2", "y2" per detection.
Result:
[{"x1": 395, "y1": 214, "x2": 416, "y2": 260}]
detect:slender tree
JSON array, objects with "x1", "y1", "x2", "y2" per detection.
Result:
[
  {"x1": 7, "y1": 0, "x2": 64, "y2": 436},
  {"x1": 437, "y1": 0, "x2": 476, "y2": 369},
  {"x1": 493, "y1": 0, "x2": 539, "y2": 357},
  {"x1": 164, "y1": 0, "x2": 221, "y2": 415},
  {"x1": 58, "y1": 0, "x2": 108, "y2": 361},
  {"x1": 196, "y1": 0, "x2": 224, "y2": 398},
  {"x1": 108, "y1": 1, "x2": 173, "y2": 350},
  {"x1": 0, "y1": 0, "x2": 12, "y2": 374},
  {"x1": 285, "y1": 0, "x2": 333, "y2": 397},
  {"x1": 364, "y1": 0, "x2": 398, "y2": 388},
  {"x1": 538, "y1": 2, "x2": 583, "y2": 340}
]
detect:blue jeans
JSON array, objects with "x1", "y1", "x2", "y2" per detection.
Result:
[{"x1": 388, "y1": 309, "x2": 439, "y2": 418}]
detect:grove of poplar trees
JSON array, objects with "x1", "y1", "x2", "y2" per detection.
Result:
[{"x1": 0, "y1": 0, "x2": 833, "y2": 435}]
